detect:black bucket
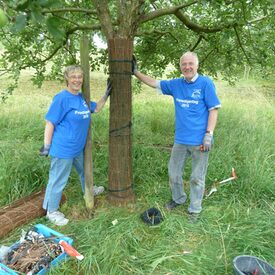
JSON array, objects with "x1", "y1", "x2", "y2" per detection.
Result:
[{"x1": 233, "y1": 255, "x2": 275, "y2": 275}]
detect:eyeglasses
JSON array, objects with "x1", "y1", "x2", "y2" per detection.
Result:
[{"x1": 68, "y1": 75, "x2": 83, "y2": 80}]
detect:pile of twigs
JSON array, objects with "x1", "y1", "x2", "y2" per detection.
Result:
[{"x1": 3, "y1": 229, "x2": 62, "y2": 274}]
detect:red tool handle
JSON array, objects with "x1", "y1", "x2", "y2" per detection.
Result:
[{"x1": 59, "y1": 240, "x2": 84, "y2": 260}]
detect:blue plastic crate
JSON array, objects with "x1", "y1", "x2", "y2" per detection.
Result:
[{"x1": 0, "y1": 224, "x2": 73, "y2": 275}]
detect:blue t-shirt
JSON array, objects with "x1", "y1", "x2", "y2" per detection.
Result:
[
  {"x1": 160, "y1": 75, "x2": 221, "y2": 145},
  {"x1": 45, "y1": 90, "x2": 97, "y2": 158}
]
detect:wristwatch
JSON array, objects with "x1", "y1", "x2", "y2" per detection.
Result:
[{"x1": 206, "y1": 130, "x2": 213, "y2": 135}]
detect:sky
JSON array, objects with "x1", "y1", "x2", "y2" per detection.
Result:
[{"x1": 93, "y1": 34, "x2": 107, "y2": 49}]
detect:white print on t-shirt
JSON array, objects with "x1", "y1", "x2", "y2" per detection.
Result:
[
  {"x1": 82, "y1": 100, "x2": 88, "y2": 108},
  {"x1": 75, "y1": 110, "x2": 90, "y2": 119},
  {"x1": 191, "y1": 89, "x2": 201, "y2": 99},
  {"x1": 176, "y1": 98, "x2": 199, "y2": 108}
]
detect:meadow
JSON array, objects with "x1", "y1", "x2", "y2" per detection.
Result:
[{"x1": 0, "y1": 71, "x2": 274, "y2": 274}]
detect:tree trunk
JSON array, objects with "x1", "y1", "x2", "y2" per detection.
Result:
[
  {"x1": 80, "y1": 34, "x2": 94, "y2": 209},
  {"x1": 107, "y1": 38, "x2": 135, "y2": 205}
]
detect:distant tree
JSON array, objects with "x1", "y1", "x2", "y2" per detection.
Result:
[{"x1": 1, "y1": 0, "x2": 274, "y2": 205}]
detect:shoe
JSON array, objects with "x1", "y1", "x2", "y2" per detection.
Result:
[
  {"x1": 165, "y1": 200, "x2": 181, "y2": 210},
  {"x1": 47, "y1": 211, "x2": 69, "y2": 226},
  {"x1": 94, "y1": 185, "x2": 104, "y2": 196},
  {"x1": 188, "y1": 212, "x2": 200, "y2": 223},
  {"x1": 51, "y1": 210, "x2": 65, "y2": 217}
]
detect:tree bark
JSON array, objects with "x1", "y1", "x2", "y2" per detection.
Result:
[
  {"x1": 107, "y1": 38, "x2": 135, "y2": 205},
  {"x1": 80, "y1": 34, "x2": 94, "y2": 209}
]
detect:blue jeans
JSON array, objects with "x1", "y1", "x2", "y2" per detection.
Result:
[
  {"x1": 168, "y1": 143, "x2": 209, "y2": 213},
  {"x1": 43, "y1": 151, "x2": 85, "y2": 212}
]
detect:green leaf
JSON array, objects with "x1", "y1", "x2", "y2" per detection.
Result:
[
  {"x1": 11, "y1": 14, "x2": 27, "y2": 33},
  {"x1": 39, "y1": 0, "x2": 62, "y2": 8},
  {"x1": 15, "y1": 0, "x2": 31, "y2": 11},
  {"x1": 37, "y1": 0, "x2": 56, "y2": 8},
  {"x1": 37, "y1": 0, "x2": 50, "y2": 6},
  {"x1": 30, "y1": 5, "x2": 44, "y2": 23},
  {"x1": 46, "y1": 17, "x2": 65, "y2": 40}
]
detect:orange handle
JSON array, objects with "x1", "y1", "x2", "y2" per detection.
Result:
[
  {"x1": 231, "y1": 168, "x2": 237, "y2": 178},
  {"x1": 59, "y1": 240, "x2": 84, "y2": 260}
]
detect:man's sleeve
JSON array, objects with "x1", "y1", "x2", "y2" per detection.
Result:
[
  {"x1": 204, "y1": 79, "x2": 221, "y2": 110},
  {"x1": 155, "y1": 80, "x2": 162, "y2": 94},
  {"x1": 159, "y1": 80, "x2": 173, "y2": 96}
]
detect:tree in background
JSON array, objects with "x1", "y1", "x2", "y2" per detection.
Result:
[{"x1": 0, "y1": 0, "x2": 274, "y2": 205}]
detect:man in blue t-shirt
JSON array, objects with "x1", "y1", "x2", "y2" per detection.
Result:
[{"x1": 133, "y1": 52, "x2": 221, "y2": 221}]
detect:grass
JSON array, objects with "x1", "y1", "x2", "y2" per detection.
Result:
[{"x1": 0, "y1": 71, "x2": 274, "y2": 274}]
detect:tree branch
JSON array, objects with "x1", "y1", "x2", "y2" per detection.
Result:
[
  {"x1": 43, "y1": 8, "x2": 97, "y2": 15},
  {"x1": 174, "y1": 10, "x2": 232, "y2": 33},
  {"x1": 52, "y1": 14, "x2": 81, "y2": 27},
  {"x1": 150, "y1": 1, "x2": 159, "y2": 10},
  {"x1": 136, "y1": 30, "x2": 179, "y2": 42},
  {"x1": 175, "y1": 11, "x2": 270, "y2": 34},
  {"x1": 117, "y1": 0, "x2": 146, "y2": 38},
  {"x1": 233, "y1": 26, "x2": 251, "y2": 65},
  {"x1": 41, "y1": 24, "x2": 101, "y2": 63},
  {"x1": 190, "y1": 35, "x2": 204, "y2": 51},
  {"x1": 247, "y1": 16, "x2": 268, "y2": 25},
  {"x1": 139, "y1": 1, "x2": 269, "y2": 36},
  {"x1": 0, "y1": 71, "x2": 9, "y2": 77},
  {"x1": 200, "y1": 48, "x2": 217, "y2": 67},
  {"x1": 92, "y1": 0, "x2": 113, "y2": 38},
  {"x1": 139, "y1": 0, "x2": 198, "y2": 23}
]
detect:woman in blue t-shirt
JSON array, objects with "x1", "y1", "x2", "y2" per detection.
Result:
[{"x1": 39, "y1": 65, "x2": 111, "y2": 226}]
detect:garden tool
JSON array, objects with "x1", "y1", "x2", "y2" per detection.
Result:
[
  {"x1": 206, "y1": 168, "x2": 238, "y2": 198},
  {"x1": 59, "y1": 240, "x2": 84, "y2": 260}
]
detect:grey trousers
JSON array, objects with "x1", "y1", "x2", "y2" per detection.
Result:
[{"x1": 168, "y1": 143, "x2": 209, "y2": 213}]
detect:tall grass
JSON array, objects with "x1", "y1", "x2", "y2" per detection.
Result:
[{"x1": 0, "y1": 72, "x2": 274, "y2": 274}]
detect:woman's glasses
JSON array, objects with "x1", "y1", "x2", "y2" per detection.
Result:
[{"x1": 68, "y1": 75, "x2": 83, "y2": 80}]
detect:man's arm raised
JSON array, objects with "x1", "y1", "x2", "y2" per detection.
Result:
[
  {"x1": 132, "y1": 56, "x2": 158, "y2": 89},
  {"x1": 134, "y1": 71, "x2": 158, "y2": 88}
]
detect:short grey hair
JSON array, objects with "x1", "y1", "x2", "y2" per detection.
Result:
[
  {"x1": 180, "y1": 51, "x2": 199, "y2": 66},
  {"x1": 64, "y1": 65, "x2": 84, "y2": 85}
]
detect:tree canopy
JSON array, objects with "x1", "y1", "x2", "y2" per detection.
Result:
[{"x1": 1, "y1": 0, "x2": 274, "y2": 99}]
